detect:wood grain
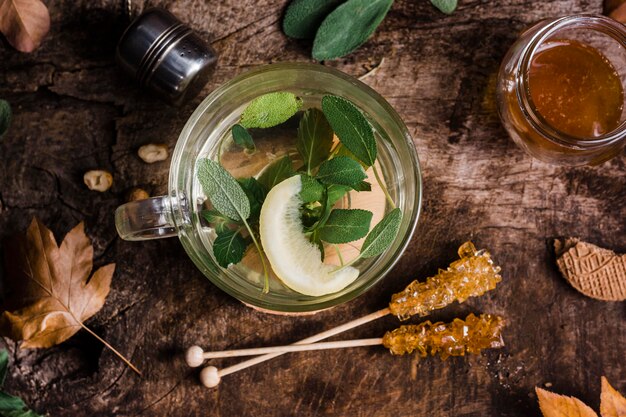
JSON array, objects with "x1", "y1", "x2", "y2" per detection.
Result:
[{"x1": 0, "y1": 0, "x2": 624, "y2": 416}]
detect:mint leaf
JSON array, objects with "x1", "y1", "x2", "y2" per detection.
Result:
[
  {"x1": 240, "y1": 92, "x2": 302, "y2": 129},
  {"x1": 353, "y1": 181, "x2": 371, "y2": 192},
  {"x1": 213, "y1": 229, "x2": 249, "y2": 268},
  {"x1": 202, "y1": 209, "x2": 232, "y2": 233},
  {"x1": 0, "y1": 100, "x2": 11, "y2": 137},
  {"x1": 321, "y1": 96, "x2": 377, "y2": 166},
  {"x1": 0, "y1": 350, "x2": 43, "y2": 417},
  {"x1": 238, "y1": 177, "x2": 266, "y2": 221},
  {"x1": 431, "y1": 0, "x2": 457, "y2": 14},
  {"x1": 327, "y1": 184, "x2": 351, "y2": 206},
  {"x1": 316, "y1": 156, "x2": 366, "y2": 187},
  {"x1": 257, "y1": 156, "x2": 295, "y2": 190},
  {"x1": 312, "y1": 0, "x2": 393, "y2": 60},
  {"x1": 299, "y1": 174, "x2": 324, "y2": 203},
  {"x1": 232, "y1": 124, "x2": 255, "y2": 152},
  {"x1": 360, "y1": 208, "x2": 402, "y2": 258},
  {"x1": 283, "y1": 0, "x2": 344, "y2": 39},
  {"x1": 197, "y1": 159, "x2": 250, "y2": 222},
  {"x1": 296, "y1": 108, "x2": 334, "y2": 174},
  {"x1": 319, "y1": 209, "x2": 372, "y2": 243}
]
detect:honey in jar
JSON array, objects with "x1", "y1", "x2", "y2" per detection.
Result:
[
  {"x1": 527, "y1": 39, "x2": 624, "y2": 139},
  {"x1": 496, "y1": 15, "x2": 626, "y2": 166}
]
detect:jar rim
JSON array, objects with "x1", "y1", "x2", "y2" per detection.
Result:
[{"x1": 516, "y1": 14, "x2": 626, "y2": 149}]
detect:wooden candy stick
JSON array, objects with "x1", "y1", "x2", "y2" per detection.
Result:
[{"x1": 198, "y1": 313, "x2": 505, "y2": 388}]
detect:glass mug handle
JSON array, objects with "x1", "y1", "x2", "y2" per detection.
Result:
[{"x1": 115, "y1": 196, "x2": 177, "y2": 241}]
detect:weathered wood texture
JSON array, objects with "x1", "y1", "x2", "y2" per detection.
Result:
[{"x1": 0, "y1": 0, "x2": 624, "y2": 416}]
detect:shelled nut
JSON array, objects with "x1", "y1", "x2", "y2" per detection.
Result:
[
  {"x1": 128, "y1": 187, "x2": 150, "y2": 202},
  {"x1": 138, "y1": 144, "x2": 168, "y2": 163},
  {"x1": 84, "y1": 170, "x2": 113, "y2": 192}
]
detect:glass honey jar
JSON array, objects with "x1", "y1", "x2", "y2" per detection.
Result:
[{"x1": 497, "y1": 15, "x2": 626, "y2": 166}]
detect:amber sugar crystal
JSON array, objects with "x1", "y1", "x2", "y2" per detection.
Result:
[
  {"x1": 382, "y1": 313, "x2": 505, "y2": 359},
  {"x1": 389, "y1": 242, "x2": 502, "y2": 320},
  {"x1": 528, "y1": 39, "x2": 624, "y2": 138}
]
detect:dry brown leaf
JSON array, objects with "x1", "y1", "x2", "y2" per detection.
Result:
[
  {"x1": 605, "y1": 0, "x2": 626, "y2": 22},
  {"x1": 536, "y1": 387, "x2": 599, "y2": 417},
  {"x1": 0, "y1": 0, "x2": 50, "y2": 52},
  {"x1": 0, "y1": 218, "x2": 140, "y2": 374},
  {"x1": 601, "y1": 377, "x2": 626, "y2": 417}
]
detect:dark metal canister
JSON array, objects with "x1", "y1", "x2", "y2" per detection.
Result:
[{"x1": 116, "y1": 8, "x2": 218, "y2": 105}]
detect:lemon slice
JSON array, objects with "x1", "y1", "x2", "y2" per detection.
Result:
[{"x1": 259, "y1": 175, "x2": 360, "y2": 296}]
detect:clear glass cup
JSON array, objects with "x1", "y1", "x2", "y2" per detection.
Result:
[
  {"x1": 115, "y1": 63, "x2": 422, "y2": 313},
  {"x1": 496, "y1": 14, "x2": 626, "y2": 166}
]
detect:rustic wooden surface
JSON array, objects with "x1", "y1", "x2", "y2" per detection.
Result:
[{"x1": 0, "y1": 1, "x2": 625, "y2": 416}]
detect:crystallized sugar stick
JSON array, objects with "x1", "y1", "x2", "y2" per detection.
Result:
[{"x1": 195, "y1": 313, "x2": 505, "y2": 388}]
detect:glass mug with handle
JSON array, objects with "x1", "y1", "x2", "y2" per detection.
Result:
[{"x1": 115, "y1": 63, "x2": 422, "y2": 313}]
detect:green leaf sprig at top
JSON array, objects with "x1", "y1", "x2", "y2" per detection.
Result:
[{"x1": 196, "y1": 92, "x2": 402, "y2": 296}]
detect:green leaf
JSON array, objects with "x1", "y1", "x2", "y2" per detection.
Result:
[
  {"x1": 316, "y1": 156, "x2": 366, "y2": 187},
  {"x1": 321, "y1": 96, "x2": 377, "y2": 166},
  {"x1": 327, "y1": 184, "x2": 351, "y2": 206},
  {"x1": 0, "y1": 350, "x2": 7, "y2": 387},
  {"x1": 201, "y1": 209, "x2": 232, "y2": 233},
  {"x1": 238, "y1": 177, "x2": 267, "y2": 221},
  {"x1": 312, "y1": 0, "x2": 393, "y2": 60},
  {"x1": 353, "y1": 181, "x2": 371, "y2": 192},
  {"x1": 232, "y1": 124, "x2": 255, "y2": 152},
  {"x1": 257, "y1": 156, "x2": 295, "y2": 191},
  {"x1": 319, "y1": 209, "x2": 372, "y2": 243},
  {"x1": 299, "y1": 174, "x2": 324, "y2": 203},
  {"x1": 0, "y1": 100, "x2": 11, "y2": 137},
  {"x1": 0, "y1": 350, "x2": 43, "y2": 417},
  {"x1": 197, "y1": 159, "x2": 250, "y2": 222},
  {"x1": 431, "y1": 0, "x2": 457, "y2": 14},
  {"x1": 240, "y1": 92, "x2": 302, "y2": 129},
  {"x1": 360, "y1": 208, "x2": 402, "y2": 258},
  {"x1": 283, "y1": 0, "x2": 345, "y2": 39},
  {"x1": 213, "y1": 229, "x2": 249, "y2": 268},
  {"x1": 296, "y1": 108, "x2": 334, "y2": 174}
]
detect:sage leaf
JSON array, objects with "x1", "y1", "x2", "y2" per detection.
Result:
[
  {"x1": 312, "y1": 0, "x2": 393, "y2": 60},
  {"x1": 232, "y1": 124, "x2": 255, "y2": 152},
  {"x1": 197, "y1": 159, "x2": 250, "y2": 222},
  {"x1": 0, "y1": 100, "x2": 10, "y2": 137},
  {"x1": 0, "y1": 350, "x2": 43, "y2": 417},
  {"x1": 319, "y1": 209, "x2": 372, "y2": 243},
  {"x1": 360, "y1": 208, "x2": 402, "y2": 258},
  {"x1": 202, "y1": 209, "x2": 233, "y2": 233},
  {"x1": 213, "y1": 229, "x2": 249, "y2": 268},
  {"x1": 296, "y1": 108, "x2": 334, "y2": 174},
  {"x1": 300, "y1": 174, "x2": 324, "y2": 203},
  {"x1": 317, "y1": 156, "x2": 367, "y2": 187},
  {"x1": 240, "y1": 92, "x2": 302, "y2": 129},
  {"x1": 322, "y1": 95, "x2": 377, "y2": 166},
  {"x1": 283, "y1": 0, "x2": 344, "y2": 39},
  {"x1": 431, "y1": 0, "x2": 457, "y2": 14},
  {"x1": 238, "y1": 177, "x2": 266, "y2": 221},
  {"x1": 257, "y1": 156, "x2": 295, "y2": 191}
]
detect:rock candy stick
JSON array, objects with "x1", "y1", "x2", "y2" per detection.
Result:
[{"x1": 389, "y1": 241, "x2": 502, "y2": 320}]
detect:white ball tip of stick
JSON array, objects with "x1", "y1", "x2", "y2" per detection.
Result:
[
  {"x1": 200, "y1": 366, "x2": 221, "y2": 388},
  {"x1": 185, "y1": 345, "x2": 205, "y2": 367}
]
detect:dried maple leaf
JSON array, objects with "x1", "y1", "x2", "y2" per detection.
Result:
[
  {"x1": 0, "y1": 0, "x2": 50, "y2": 52},
  {"x1": 605, "y1": 0, "x2": 626, "y2": 23},
  {"x1": 536, "y1": 387, "x2": 599, "y2": 417},
  {"x1": 0, "y1": 218, "x2": 140, "y2": 374},
  {"x1": 601, "y1": 377, "x2": 626, "y2": 417}
]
